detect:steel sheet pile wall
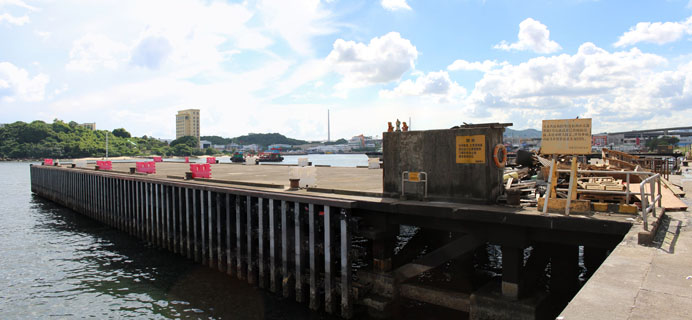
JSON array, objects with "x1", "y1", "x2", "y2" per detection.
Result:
[{"x1": 30, "y1": 165, "x2": 354, "y2": 318}]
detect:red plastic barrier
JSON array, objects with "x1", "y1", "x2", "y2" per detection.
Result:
[
  {"x1": 206, "y1": 157, "x2": 216, "y2": 164},
  {"x1": 44, "y1": 159, "x2": 53, "y2": 166},
  {"x1": 152, "y1": 156, "x2": 163, "y2": 162},
  {"x1": 185, "y1": 157, "x2": 189, "y2": 163},
  {"x1": 96, "y1": 160, "x2": 112, "y2": 170},
  {"x1": 136, "y1": 161, "x2": 156, "y2": 174},
  {"x1": 190, "y1": 163, "x2": 211, "y2": 178}
]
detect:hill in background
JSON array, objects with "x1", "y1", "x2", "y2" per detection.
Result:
[
  {"x1": 201, "y1": 133, "x2": 310, "y2": 147},
  {"x1": 504, "y1": 128, "x2": 542, "y2": 139}
]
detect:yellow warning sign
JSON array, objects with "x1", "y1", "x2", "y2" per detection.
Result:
[
  {"x1": 408, "y1": 172, "x2": 420, "y2": 182},
  {"x1": 456, "y1": 135, "x2": 486, "y2": 164},
  {"x1": 541, "y1": 119, "x2": 592, "y2": 155}
]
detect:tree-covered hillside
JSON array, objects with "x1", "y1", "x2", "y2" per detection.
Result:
[
  {"x1": 202, "y1": 133, "x2": 309, "y2": 147},
  {"x1": 0, "y1": 120, "x2": 169, "y2": 159}
]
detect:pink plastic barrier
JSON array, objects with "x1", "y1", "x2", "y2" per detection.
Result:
[
  {"x1": 152, "y1": 156, "x2": 163, "y2": 162},
  {"x1": 190, "y1": 163, "x2": 211, "y2": 178},
  {"x1": 206, "y1": 157, "x2": 216, "y2": 164},
  {"x1": 96, "y1": 160, "x2": 112, "y2": 170},
  {"x1": 44, "y1": 159, "x2": 53, "y2": 166},
  {"x1": 136, "y1": 161, "x2": 156, "y2": 174},
  {"x1": 185, "y1": 157, "x2": 189, "y2": 163}
]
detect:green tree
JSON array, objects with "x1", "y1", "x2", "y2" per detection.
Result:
[
  {"x1": 171, "y1": 143, "x2": 193, "y2": 156},
  {"x1": 112, "y1": 128, "x2": 131, "y2": 138},
  {"x1": 205, "y1": 147, "x2": 216, "y2": 155},
  {"x1": 645, "y1": 136, "x2": 680, "y2": 151},
  {"x1": 171, "y1": 135, "x2": 199, "y2": 148}
]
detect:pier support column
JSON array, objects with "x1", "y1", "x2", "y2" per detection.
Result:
[{"x1": 501, "y1": 246, "x2": 524, "y2": 300}]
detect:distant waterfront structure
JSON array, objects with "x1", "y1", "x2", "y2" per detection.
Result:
[
  {"x1": 176, "y1": 109, "x2": 200, "y2": 145},
  {"x1": 78, "y1": 123, "x2": 96, "y2": 130}
]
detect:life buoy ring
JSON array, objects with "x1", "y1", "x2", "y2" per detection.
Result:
[{"x1": 493, "y1": 144, "x2": 507, "y2": 168}]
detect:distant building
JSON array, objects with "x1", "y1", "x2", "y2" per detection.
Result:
[
  {"x1": 78, "y1": 123, "x2": 96, "y2": 130},
  {"x1": 176, "y1": 109, "x2": 200, "y2": 145},
  {"x1": 226, "y1": 143, "x2": 241, "y2": 151},
  {"x1": 200, "y1": 140, "x2": 212, "y2": 149},
  {"x1": 0, "y1": 123, "x2": 7, "y2": 128},
  {"x1": 242, "y1": 144, "x2": 261, "y2": 152}
]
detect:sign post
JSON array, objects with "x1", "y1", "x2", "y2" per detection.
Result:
[{"x1": 540, "y1": 118, "x2": 592, "y2": 215}]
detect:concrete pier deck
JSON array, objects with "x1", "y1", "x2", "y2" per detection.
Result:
[{"x1": 560, "y1": 165, "x2": 692, "y2": 319}]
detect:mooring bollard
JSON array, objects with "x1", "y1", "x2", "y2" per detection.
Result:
[
  {"x1": 95, "y1": 165, "x2": 100, "y2": 171},
  {"x1": 130, "y1": 167, "x2": 136, "y2": 174},
  {"x1": 71, "y1": 164, "x2": 76, "y2": 168},
  {"x1": 185, "y1": 172, "x2": 193, "y2": 180},
  {"x1": 289, "y1": 178, "x2": 300, "y2": 190}
]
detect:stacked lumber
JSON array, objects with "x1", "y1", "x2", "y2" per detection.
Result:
[{"x1": 578, "y1": 177, "x2": 624, "y2": 191}]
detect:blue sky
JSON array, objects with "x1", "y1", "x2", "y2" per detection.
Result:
[{"x1": 1, "y1": 0, "x2": 691, "y2": 140}]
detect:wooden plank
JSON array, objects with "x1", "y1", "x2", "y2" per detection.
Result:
[{"x1": 630, "y1": 183, "x2": 688, "y2": 211}]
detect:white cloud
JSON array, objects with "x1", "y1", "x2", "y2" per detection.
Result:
[
  {"x1": 65, "y1": 34, "x2": 129, "y2": 72},
  {"x1": 0, "y1": 0, "x2": 37, "y2": 10},
  {"x1": 0, "y1": 62, "x2": 49, "y2": 102},
  {"x1": 327, "y1": 32, "x2": 418, "y2": 90},
  {"x1": 34, "y1": 30, "x2": 50, "y2": 40},
  {"x1": 381, "y1": 0, "x2": 412, "y2": 11},
  {"x1": 494, "y1": 18, "x2": 561, "y2": 54},
  {"x1": 0, "y1": 13, "x2": 29, "y2": 26},
  {"x1": 447, "y1": 59, "x2": 508, "y2": 72},
  {"x1": 464, "y1": 42, "x2": 692, "y2": 130},
  {"x1": 258, "y1": 0, "x2": 336, "y2": 55},
  {"x1": 380, "y1": 71, "x2": 466, "y2": 103},
  {"x1": 614, "y1": 16, "x2": 692, "y2": 47}
]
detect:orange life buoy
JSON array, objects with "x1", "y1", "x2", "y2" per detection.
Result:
[{"x1": 493, "y1": 144, "x2": 507, "y2": 168}]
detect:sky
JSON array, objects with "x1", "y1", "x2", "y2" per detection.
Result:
[{"x1": 1, "y1": 0, "x2": 692, "y2": 140}]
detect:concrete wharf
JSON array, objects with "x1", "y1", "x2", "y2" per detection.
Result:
[{"x1": 29, "y1": 160, "x2": 669, "y2": 319}]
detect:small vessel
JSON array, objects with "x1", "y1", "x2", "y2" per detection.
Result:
[
  {"x1": 231, "y1": 152, "x2": 245, "y2": 163},
  {"x1": 258, "y1": 152, "x2": 284, "y2": 162}
]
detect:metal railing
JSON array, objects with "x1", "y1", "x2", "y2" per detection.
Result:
[
  {"x1": 401, "y1": 171, "x2": 428, "y2": 199},
  {"x1": 639, "y1": 174, "x2": 662, "y2": 231}
]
